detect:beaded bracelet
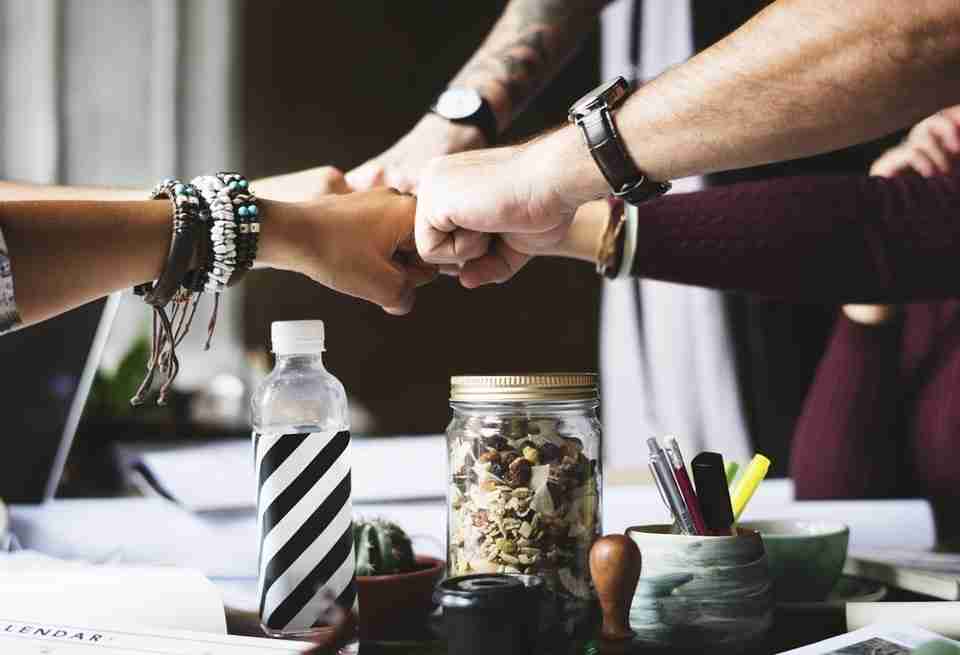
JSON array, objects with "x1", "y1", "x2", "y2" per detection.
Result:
[
  {"x1": 132, "y1": 178, "x2": 206, "y2": 406},
  {"x1": 191, "y1": 172, "x2": 260, "y2": 349}
]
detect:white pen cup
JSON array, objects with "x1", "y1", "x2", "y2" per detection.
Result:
[{"x1": 626, "y1": 524, "x2": 773, "y2": 654}]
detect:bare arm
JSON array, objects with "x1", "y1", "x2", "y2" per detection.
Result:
[
  {"x1": 448, "y1": 0, "x2": 610, "y2": 131},
  {"x1": 1, "y1": 189, "x2": 430, "y2": 328},
  {"x1": 553, "y1": 0, "x2": 960, "y2": 200},
  {"x1": 0, "y1": 166, "x2": 350, "y2": 203},
  {"x1": 346, "y1": 0, "x2": 609, "y2": 191},
  {"x1": 416, "y1": 0, "x2": 960, "y2": 282},
  {"x1": 0, "y1": 180, "x2": 144, "y2": 201}
]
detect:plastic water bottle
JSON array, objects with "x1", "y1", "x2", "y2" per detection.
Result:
[{"x1": 251, "y1": 320, "x2": 357, "y2": 649}]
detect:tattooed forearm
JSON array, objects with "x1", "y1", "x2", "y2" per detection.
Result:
[{"x1": 450, "y1": 0, "x2": 611, "y2": 130}]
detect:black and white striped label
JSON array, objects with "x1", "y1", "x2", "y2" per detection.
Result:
[{"x1": 254, "y1": 430, "x2": 357, "y2": 634}]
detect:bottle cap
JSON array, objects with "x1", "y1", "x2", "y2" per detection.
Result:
[{"x1": 271, "y1": 320, "x2": 325, "y2": 355}]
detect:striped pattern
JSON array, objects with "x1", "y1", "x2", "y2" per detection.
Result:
[
  {"x1": 255, "y1": 430, "x2": 356, "y2": 634},
  {"x1": 0, "y1": 228, "x2": 21, "y2": 335}
]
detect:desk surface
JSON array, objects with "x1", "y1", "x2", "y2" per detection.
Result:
[{"x1": 224, "y1": 586, "x2": 935, "y2": 655}]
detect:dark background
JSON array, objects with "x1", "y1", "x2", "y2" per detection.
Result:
[{"x1": 241, "y1": 2, "x2": 603, "y2": 435}]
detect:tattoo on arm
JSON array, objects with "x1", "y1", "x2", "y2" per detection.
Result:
[{"x1": 452, "y1": 0, "x2": 610, "y2": 124}]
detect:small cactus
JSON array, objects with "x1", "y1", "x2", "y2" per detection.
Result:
[{"x1": 354, "y1": 517, "x2": 416, "y2": 576}]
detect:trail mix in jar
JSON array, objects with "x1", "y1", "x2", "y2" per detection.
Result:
[{"x1": 448, "y1": 416, "x2": 600, "y2": 602}]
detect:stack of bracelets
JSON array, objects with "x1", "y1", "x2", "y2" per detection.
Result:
[{"x1": 132, "y1": 172, "x2": 259, "y2": 406}]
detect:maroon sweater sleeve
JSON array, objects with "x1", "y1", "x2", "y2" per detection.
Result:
[
  {"x1": 632, "y1": 169, "x2": 960, "y2": 302},
  {"x1": 788, "y1": 313, "x2": 905, "y2": 499}
]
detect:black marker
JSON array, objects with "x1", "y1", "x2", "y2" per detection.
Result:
[{"x1": 691, "y1": 451, "x2": 736, "y2": 536}]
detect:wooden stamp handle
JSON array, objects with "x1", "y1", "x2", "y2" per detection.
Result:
[{"x1": 590, "y1": 534, "x2": 642, "y2": 641}]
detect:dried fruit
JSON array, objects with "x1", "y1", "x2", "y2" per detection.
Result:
[
  {"x1": 472, "y1": 510, "x2": 490, "y2": 528},
  {"x1": 522, "y1": 446, "x2": 540, "y2": 464},
  {"x1": 500, "y1": 450, "x2": 520, "y2": 468},
  {"x1": 507, "y1": 457, "x2": 532, "y2": 486},
  {"x1": 539, "y1": 442, "x2": 562, "y2": 463},
  {"x1": 561, "y1": 437, "x2": 583, "y2": 460},
  {"x1": 482, "y1": 435, "x2": 509, "y2": 451},
  {"x1": 496, "y1": 538, "x2": 517, "y2": 554},
  {"x1": 448, "y1": 418, "x2": 598, "y2": 625}
]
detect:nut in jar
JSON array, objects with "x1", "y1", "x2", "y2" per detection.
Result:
[{"x1": 446, "y1": 374, "x2": 602, "y2": 631}]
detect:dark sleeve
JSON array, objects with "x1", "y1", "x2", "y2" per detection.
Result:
[
  {"x1": 632, "y1": 169, "x2": 960, "y2": 302},
  {"x1": 788, "y1": 313, "x2": 905, "y2": 499}
]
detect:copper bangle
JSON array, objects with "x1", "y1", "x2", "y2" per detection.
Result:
[{"x1": 596, "y1": 196, "x2": 625, "y2": 276}]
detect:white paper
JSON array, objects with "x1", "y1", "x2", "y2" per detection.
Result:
[
  {"x1": 0, "y1": 554, "x2": 226, "y2": 635},
  {"x1": 10, "y1": 498, "x2": 258, "y2": 578},
  {"x1": 779, "y1": 623, "x2": 957, "y2": 655},
  {"x1": 0, "y1": 620, "x2": 313, "y2": 654},
  {"x1": 846, "y1": 603, "x2": 960, "y2": 639},
  {"x1": 849, "y1": 548, "x2": 960, "y2": 574},
  {"x1": 121, "y1": 434, "x2": 447, "y2": 511}
]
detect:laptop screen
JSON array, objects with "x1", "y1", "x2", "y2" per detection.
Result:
[{"x1": 0, "y1": 295, "x2": 115, "y2": 503}]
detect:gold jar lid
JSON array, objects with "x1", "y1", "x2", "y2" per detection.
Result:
[{"x1": 450, "y1": 373, "x2": 599, "y2": 402}]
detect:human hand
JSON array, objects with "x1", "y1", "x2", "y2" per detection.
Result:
[
  {"x1": 870, "y1": 106, "x2": 960, "y2": 178},
  {"x1": 415, "y1": 132, "x2": 602, "y2": 288},
  {"x1": 841, "y1": 107, "x2": 960, "y2": 325},
  {"x1": 346, "y1": 115, "x2": 487, "y2": 192},
  {"x1": 260, "y1": 189, "x2": 436, "y2": 315},
  {"x1": 253, "y1": 166, "x2": 350, "y2": 202}
]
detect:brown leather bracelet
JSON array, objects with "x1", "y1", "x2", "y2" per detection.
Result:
[
  {"x1": 135, "y1": 180, "x2": 205, "y2": 307},
  {"x1": 596, "y1": 196, "x2": 625, "y2": 277}
]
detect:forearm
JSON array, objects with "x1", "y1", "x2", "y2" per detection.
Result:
[
  {"x1": 0, "y1": 180, "x2": 145, "y2": 201},
  {"x1": 1, "y1": 198, "x2": 298, "y2": 327},
  {"x1": 557, "y1": 169, "x2": 960, "y2": 302},
  {"x1": 531, "y1": 0, "x2": 960, "y2": 205},
  {"x1": 789, "y1": 314, "x2": 905, "y2": 499},
  {"x1": 450, "y1": 0, "x2": 609, "y2": 130}
]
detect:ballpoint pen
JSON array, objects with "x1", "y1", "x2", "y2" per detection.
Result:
[
  {"x1": 664, "y1": 437, "x2": 706, "y2": 535},
  {"x1": 692, "y1": 451, "x2": 736, "y2": 536},
  {"x1": 730, "y1": 453, "x2": 771, "y2": 522},
  {"x1": 648, "y1": 437, "x2": 697, "y2": 535}
]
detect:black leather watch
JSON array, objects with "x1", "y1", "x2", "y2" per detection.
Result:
[
  {"x1": 431, "y1": 87, "x2": 497, "y2": 146},
  {"x1": 568, "y1": 76, "x2": 671, "y2": 204}
]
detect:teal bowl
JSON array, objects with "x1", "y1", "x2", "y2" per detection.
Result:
[{"x1": 740, "y1": 520, "x2": 849, "y2": 602}]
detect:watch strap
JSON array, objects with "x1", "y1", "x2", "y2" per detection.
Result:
[{"x1": 581, "y1": 107, "x2": 670, "y2": 204}]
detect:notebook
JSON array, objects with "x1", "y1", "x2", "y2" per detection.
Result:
[
  {"x1": 845, "y1": 549, "x2": 960, "y2": 600},
  {"x1": 0, "y1": 552, "x2": 314, "y2": 654}
]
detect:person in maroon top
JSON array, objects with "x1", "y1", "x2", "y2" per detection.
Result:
[
  {"x1": 514, "y1": 106, "x2": 960, "y2": 539},
  {"x1": 790, "y1": 107, "x2": 960, "y2": 541}
]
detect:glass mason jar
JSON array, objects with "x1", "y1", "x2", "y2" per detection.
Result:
[{"x1": 445, "y1": 374, "x2": 602, "y2": 638}]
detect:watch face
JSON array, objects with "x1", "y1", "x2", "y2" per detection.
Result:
[
  {"x1": 434, "y1": 88, "x2": 483, "y2": 120},
  {"x1": 569, "y1": 76, "x2": 629, "y2": 120}
]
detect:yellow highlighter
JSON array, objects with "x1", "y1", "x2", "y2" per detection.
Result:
[{"x1": 730, "y1": 454, "x2": 771, "y2": 521}]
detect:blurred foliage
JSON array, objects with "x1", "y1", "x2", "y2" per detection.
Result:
[{"x1": 87, "y1": 334, "x2": 151, "y2": 419}]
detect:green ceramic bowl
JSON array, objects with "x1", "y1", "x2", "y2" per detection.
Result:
[{"x1": 740, "y1": 520, "x2": 849, "y2": 602}]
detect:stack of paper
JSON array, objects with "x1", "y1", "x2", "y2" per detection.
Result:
[
  {"x1": 11, "y1": 498, "x2": 258, "y2": 578},
  {"x1": 0, "y1": 552, "x2": 226, "y2": 634},
  {"x1": 0, "y1": 623, "x2": 314, "y2": 655},
  {"x1": 845, "y1": 549, "x2": 960, "y2": 600},
  {"x1": 118, "y1": 434, "x2": 447, "y2": 510}
]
